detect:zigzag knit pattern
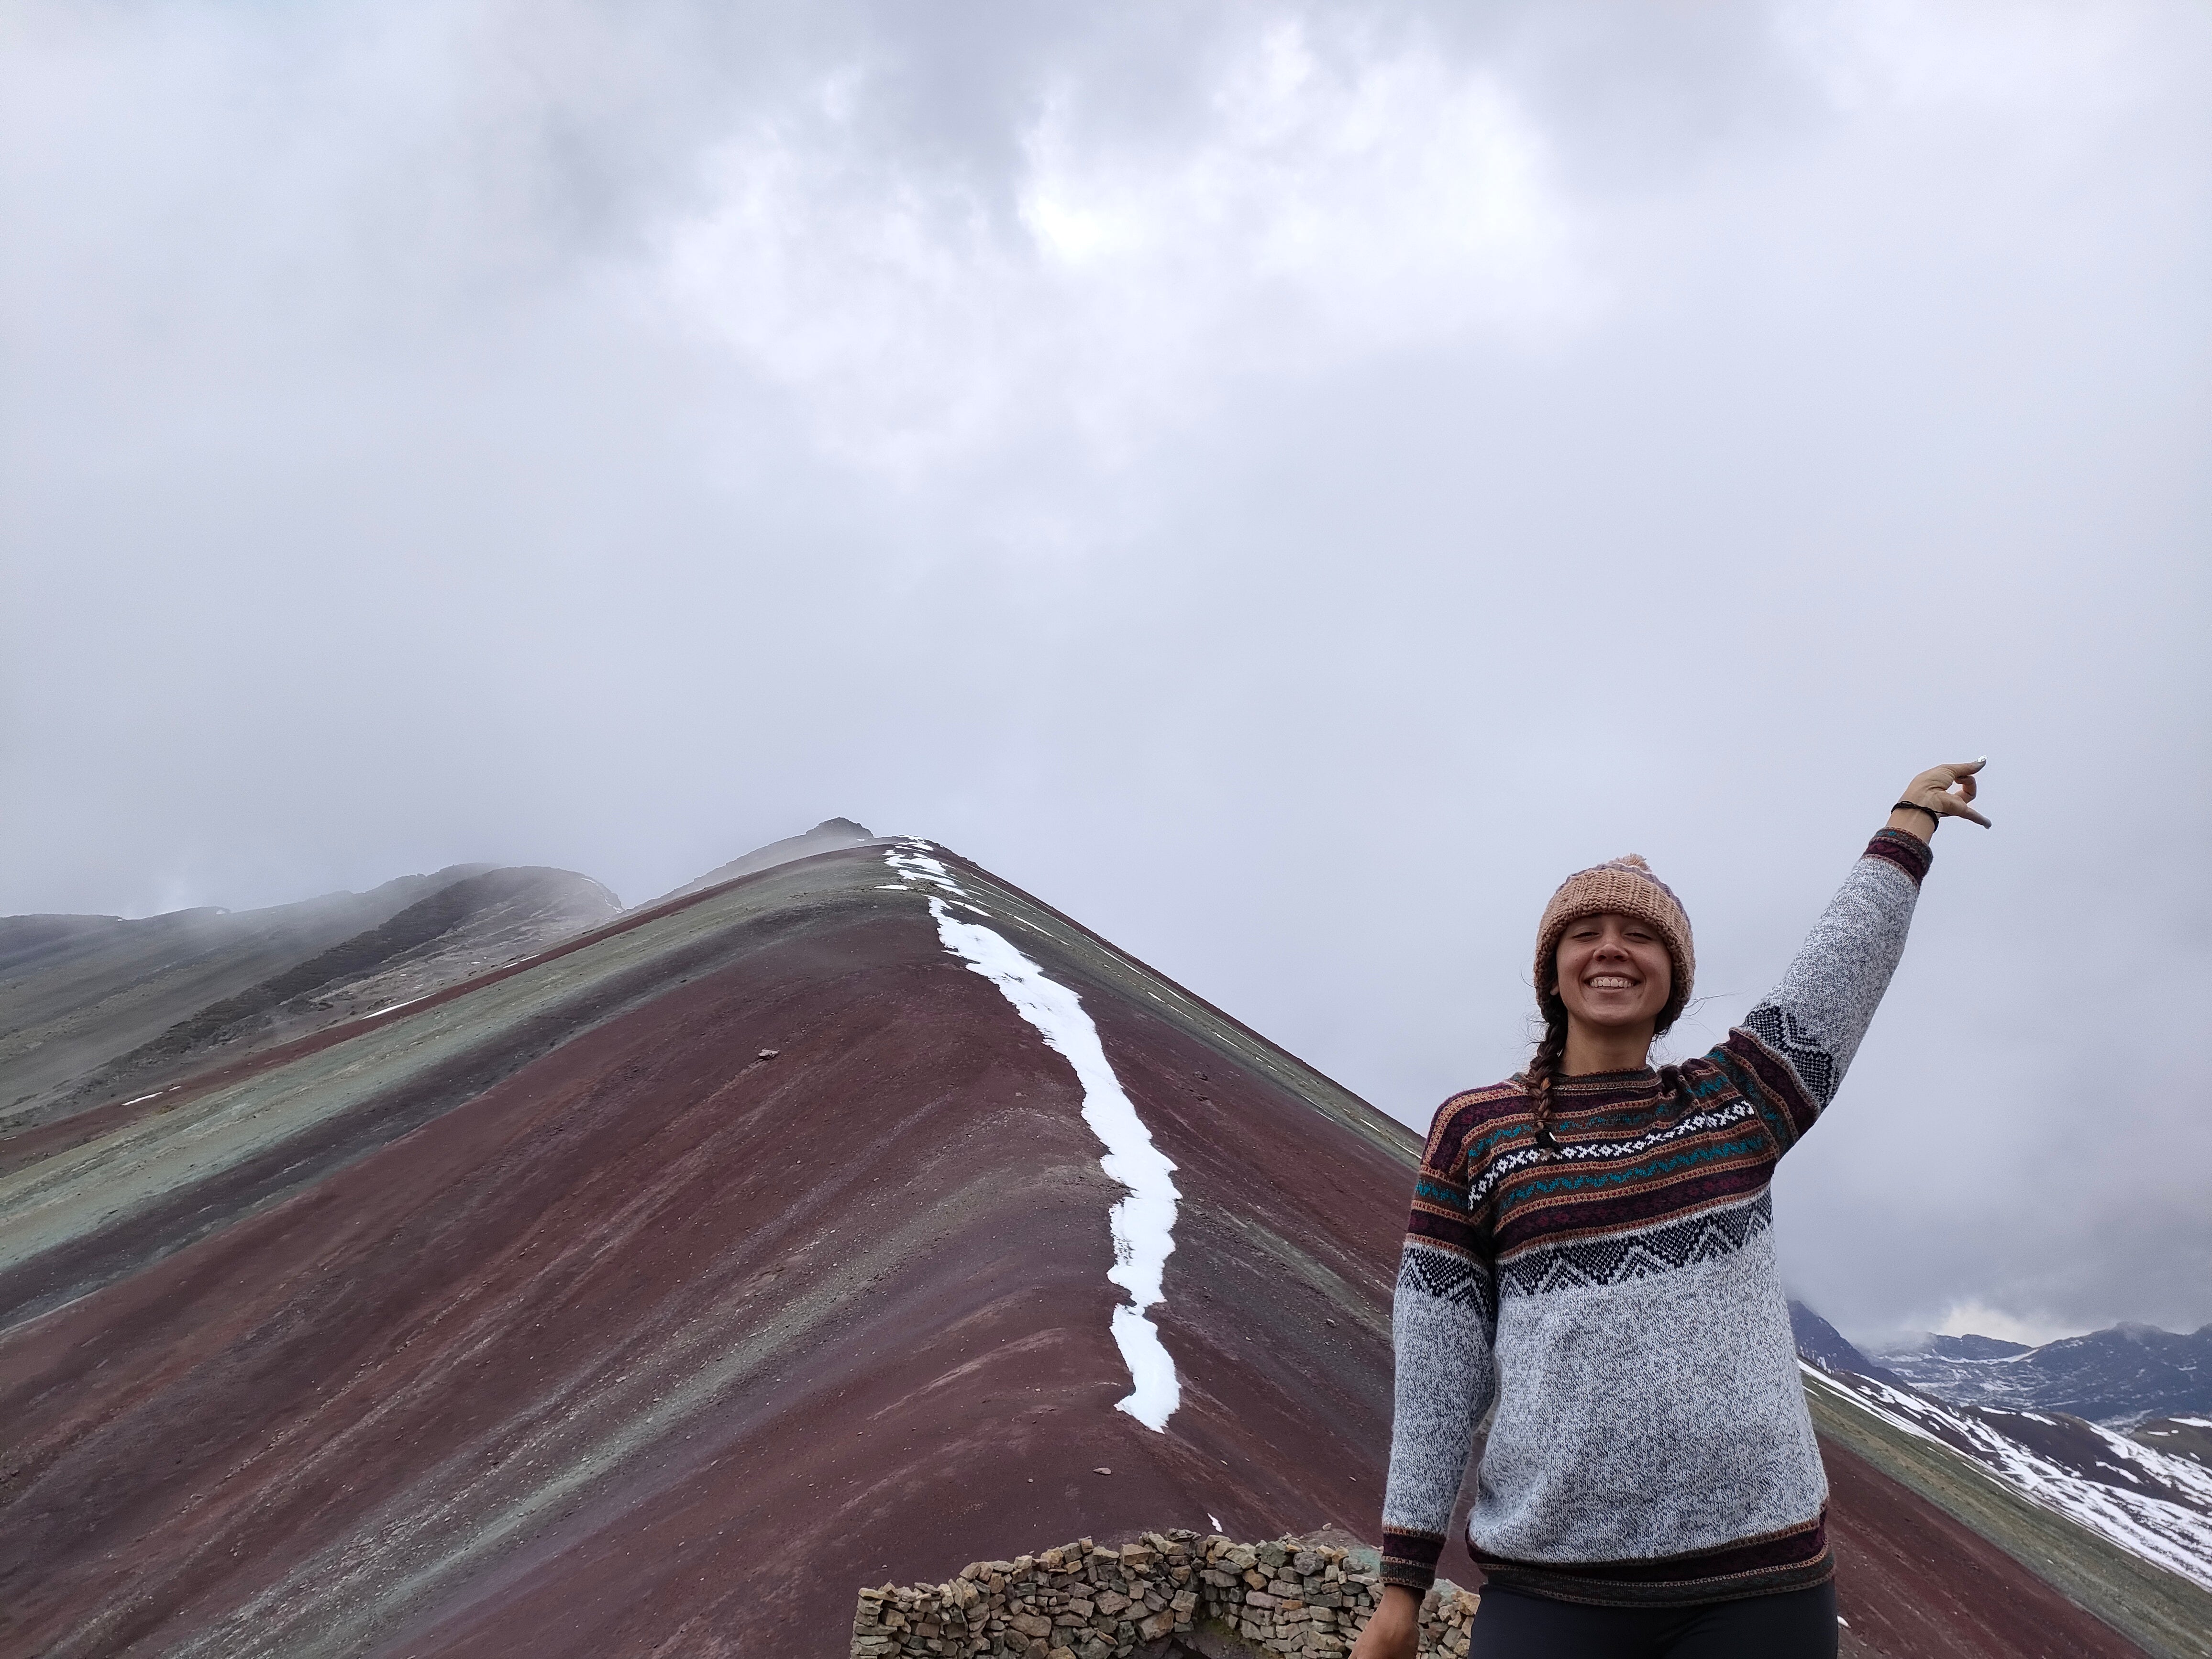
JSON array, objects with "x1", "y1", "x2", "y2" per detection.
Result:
[
  {"x1": 1397, "y1": 1246, "x2": 1495, "y2": 1314},
  {"x1": 1497, "y1": 1192, "x2": 1773, "y2": 1299}
]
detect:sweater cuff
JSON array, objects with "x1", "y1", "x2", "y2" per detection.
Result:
[
  {"x1": 1380, "y1": 1528, "x2": 1443, "y2": 1591},
  {"x1": 1864, "y1": 827, "x2": 1933, "y2": 887}
]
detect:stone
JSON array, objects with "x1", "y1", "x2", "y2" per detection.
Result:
[{"x1": 846, "y1": 1531, "x2": 1474, "y2": 1659}]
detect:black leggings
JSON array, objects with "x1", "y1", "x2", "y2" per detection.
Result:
[{"x1": 1466, "y1": 1581, "x2": 1838, "y2": 1659}]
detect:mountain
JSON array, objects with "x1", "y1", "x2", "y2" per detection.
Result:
[
  {"x1": 2, "y1": 866, "x2": 492, "y2": 1130},
  {"x1": 1921, "y1": 1333, "x2": 2034, "y2": 1362},
  {"x1": 1792, "y1": 1307, "x2": 2212, "y2": 1657},
  {"x1": 0, "y1": 865, "x2": 619, "y2": 1143},
  {"x1": 648, "y1": 816, "x2": 881, "y2": 904},
  {"x1": 0, "y1": 835, "x2": 1412, "y2": 1657},
  {"x1": 1875, "y1": 1323, "x2": 2212, "y2": 1429},
  {"x1": 2135, "y1": 1419, "x2": 2212, "y2": 1471},
  {"x1": 1802, "y1": 1365, "x2": 2212, "y2": 1658},
  {"x1": 1789, "y1": 1300, "x2": 1905, "y2": 1388},
  {"x1": 2, "y1": 834, "x2": 2202, "y2": 1659},
  {"x1": 1803, "y1": 1366, "x2": 2212, "y2": 1587}
]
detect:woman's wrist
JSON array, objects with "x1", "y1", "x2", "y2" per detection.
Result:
[{"x1": 1887, "y1": 803, "x2": 1938, "y2": 840}]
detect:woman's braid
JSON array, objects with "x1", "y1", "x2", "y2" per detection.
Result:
[{"x1": 1525, "y1": 990, "x2": 1570, "y2": 1150}]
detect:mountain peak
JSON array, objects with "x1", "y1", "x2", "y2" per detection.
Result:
[
  {"x1": 649, "y1": 818, "x2": 881, "y2": 906},
  {"x1": 1788, "y1": 1300, "x2": 1904, "y2": 1387}
]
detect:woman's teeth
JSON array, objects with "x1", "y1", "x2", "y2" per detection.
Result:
[{"x1": 1588, "y1": 975, "x2": 1635, "y2": 989}]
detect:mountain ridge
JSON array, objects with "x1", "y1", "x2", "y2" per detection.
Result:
[
  {"x1": 1, "y1": 833, "x2": 2197, "y2": 1659},
  {"x1": 1873, "y1": 1321, "x2": 2212, "y2": 1428}
]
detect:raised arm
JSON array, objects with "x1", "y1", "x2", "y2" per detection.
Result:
[{"x1": 1728, "y1": 761, "x2": 1989, "y2": 1140}]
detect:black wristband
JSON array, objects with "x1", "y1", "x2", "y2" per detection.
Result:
[{"x1": 1891, "y1": 801, "x2": 1939, "y2": 826}]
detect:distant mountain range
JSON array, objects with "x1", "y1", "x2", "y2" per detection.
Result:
[
  {"x1": 1789, "y1": 1298, "x2": 2212, "y2": 1437},
  {"x1": 1872, "y1": 1322, "x2": 2212, "y2": 1430}
]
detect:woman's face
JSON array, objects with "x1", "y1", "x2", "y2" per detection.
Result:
[{"x1": 1553, "y1": 912, "x2": 1674, "y2": 1034}]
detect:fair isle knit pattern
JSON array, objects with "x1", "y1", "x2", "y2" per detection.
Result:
[{"x1": 1380, "y1": 830, "x2": 1933, "y2": 1607}]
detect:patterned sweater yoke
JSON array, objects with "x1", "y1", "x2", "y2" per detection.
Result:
[{"x1": 1380, "y1": 830, "x2": 1933, "y2": 1608}]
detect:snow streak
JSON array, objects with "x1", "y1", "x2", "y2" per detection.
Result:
[{"x1": 881, "y1": 841, "x2": 1182, "y2": 1431}]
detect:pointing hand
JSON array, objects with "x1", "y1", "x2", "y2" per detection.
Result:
[{"x1": 1893, "y1": 759, "x2": 1992, "y2": 833}]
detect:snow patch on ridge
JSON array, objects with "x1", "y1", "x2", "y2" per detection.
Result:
[{"x1": 881, "y1": 841, "x2": 1182, "y2": 1431}]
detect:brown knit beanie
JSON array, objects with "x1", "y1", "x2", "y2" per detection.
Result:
[{"x1": 1533, "y1": 854, "x2": 1695, "y2": 1031}]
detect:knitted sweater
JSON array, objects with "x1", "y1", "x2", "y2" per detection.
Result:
[{"x1": 1380, "y1": 830, "x2": 1933, "y2": 1607}]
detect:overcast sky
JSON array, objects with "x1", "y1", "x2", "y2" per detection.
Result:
[{"x1": 3, "y1": 0, "x2": 2206, "y2": 1346}]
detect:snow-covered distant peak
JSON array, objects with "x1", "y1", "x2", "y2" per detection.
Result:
[{"x1": 1872, "y1": 1319, "x2": 2212, "y2": 1427}]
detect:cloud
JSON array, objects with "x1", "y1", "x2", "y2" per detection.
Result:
[
  {"x1": 1, "y1": 0, "x2": 2207, "y2": 1341},
  {"x1": 653, "y1": 17, "x2": 1594, "y2": 470}
]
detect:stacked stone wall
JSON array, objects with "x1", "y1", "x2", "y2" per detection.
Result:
[{"x1": 851, "y1": 1530, "x2": 1478, "y2": 1659}]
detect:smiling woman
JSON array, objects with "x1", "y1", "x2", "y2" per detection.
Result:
[{"x1": 1353, "y1": 763, "x2": 1992, "y2": 1659}]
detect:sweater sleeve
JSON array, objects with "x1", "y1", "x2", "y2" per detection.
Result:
[
  {"x1": 1715, "y1": 828, "x2": 1933, "y2": 1153},
  {"x1": 1379, "y1": 1100, "x2": 1497, "y2": 1592}
]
